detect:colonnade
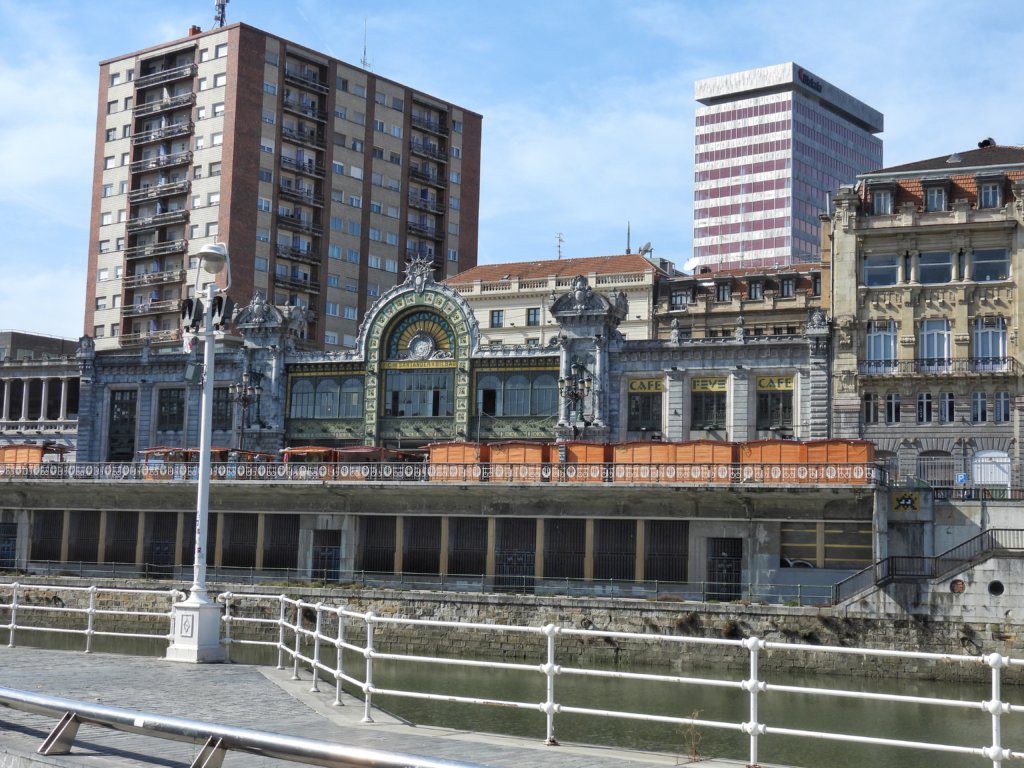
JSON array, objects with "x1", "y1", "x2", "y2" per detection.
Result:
[{"x1": 0, "y1": 377, "x2": 78, "y2": 422}]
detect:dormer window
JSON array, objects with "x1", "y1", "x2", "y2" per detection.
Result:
[
  {"x1": 872, "y1": 189, "x2": 892, "y2": 215},
  {"x1": 980, "y1": 182, "x2": 1001, "y2": 209},
  {"x1": 715, "y1": 282, "x2": 731, "y2": 302},
  {"x1": 779, "y1": 277, "x2": 795, "y2": 298},
  {"x1": 925, "y1": 186, "x2": 946, "y2": 212},
  {"x1": 748, "y1": 281, "x2": 763, "y2": 301}
]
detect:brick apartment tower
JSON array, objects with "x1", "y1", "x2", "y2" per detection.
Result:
[
  {"x1": 85, "y1": 22, "x2": 481, "y2": 351},
  {"x1": 692, "y1": 62, "x2": 882, "y2": 272}
]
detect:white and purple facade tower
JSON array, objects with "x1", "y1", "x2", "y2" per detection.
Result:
[{"x1": 692, "y1": 62, "x2": 883, "y2": 271}]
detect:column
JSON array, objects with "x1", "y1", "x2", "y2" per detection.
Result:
[
  {"x1": 534, "y1": 518, "x2": 545, "y2": 579},
  {"x1": 60, "y1": 511, "x2": 71, "y2": 563},
  {"x1": 634, "y1": 519, "x2": 645, "y2": 582},
  {"x1": 97, "y1": 510, "x2": 108, "y2": 564},
  {"x1": 214, "y1": 512, "x2": 224, "y2": 567},
  {"x1": 962, "y1": 248, "x2": 973, "y2": 282},
  {"x1": 438, "y1": 517, "x2": 450, "y2": 575},
  {"x1": 20, "y1": 379, "x2": 30, "y2": 421},
  {"x1": 174, "y1": 512, "x2": 184, "y2": 568},
  {"x1": 38, "y1": 378, "x2": 49, "y2": 421},
  {"x1": 393, "y1": 516, "x2": 404, "y2": 574},
  {"x1": 485, "y1": 517, "x2": 496, "y2": 578},
  {"x1": 583, "y1": 519, "x2": 595, "y2": 580},
  {"x1": 909, "y1": 251, "x2": 920, "y2": 283},
  {"x1": 59, "y1": 378, "x2": 69, "y2": 421},
  {"x1": 254, "y1": 513, "x2": 266, "y2": 571},
  {"x1": 1, "y1": 381, "x2": 9, "y2": 421},
  {"x1": 135, "y1": 511, "x2": 146, "y2": 567},
  {"x1": 592, "y1": 336, "x2": 607, "y2": 426}
]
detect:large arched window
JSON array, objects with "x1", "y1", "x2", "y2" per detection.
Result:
[
  {"x1": 340, "y1": 378, "x2": 364, "y2": 418},
  {"x1": 289, "y1": 379, "x2": 315, "y2": 419},
  {"x1": 314, "y1": 379, "x2": 340, "y2": 418}
]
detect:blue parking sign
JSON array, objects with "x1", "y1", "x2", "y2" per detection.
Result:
[{"x1": 955, "y1": 472, "x2": 969, "y2": 485}]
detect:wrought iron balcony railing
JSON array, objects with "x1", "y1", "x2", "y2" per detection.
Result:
[
  {"x1": 280, "y1": 125, "x2": 325, "y2": 149},
  {"x1": 122, "y1": 269, "x2": 186, "y2": 289},
  {"x1": 280, "y1": 156, "x2": 325, "y2": 178},
  {"x1": 128, "y1": 180, "x2": 190, "y2": 204},
  {"x1": 124, "y1": 240, "x2": 188, "y2": 260},
  {"x1": 410, "y1": 167, "x2": 447, "y2": 188},
  {"x1": 131, "y1": 122, "x2": 193, "y2": 146},
  {"x1": 135, "y1": 63, "x2": 196, "y2": 90},
  {"x1": 407, "y1": 221, "x2": 440, "y2": 239},
  {"x1": 283, "y1": 66, "x2": 329, "y2": 95},
  {"x1": 274, "y1": 244, "x2": 321, "y2": 265},
  {"x1": 278, "y1": 184, "x2": 323, "y2": 207},
  {"x1": 126, "y1": 210, "x2": 189, "y2": 233},
  {"x1": 410, "y1": 114, "x2": 448, "y2": 136},
  {"x1": 133, "y1": 92, "x2": 195, "y2": 118},
  {"x1": 118, "y1": 328, "x2": 181, "y2": 347},
  {"x1": 129, "y1": 151, "x2": 192, "y2": 174},
  {"x1": 407, "y1": 195, "x2": 444, "y2": 214},
  {"x1": 276, "y1": 214, "x2": 323, "y2": 237},
  {"x1": 275, "y1": 275, "x2": 320, "y2": 294},
  {"x1": 281, "y1": 97, "x2": 326, "y2": 122},
  {"x1": 122, "y1": 298, "x2": 182, "y2": 318},
  {"x1": 409, "y1": 140, "x2": 447, "y2": 163},
  {"x1": 858, "y1": 357, "x2": 1019, "y2": 376}
]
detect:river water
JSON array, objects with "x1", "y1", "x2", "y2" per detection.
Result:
[{"x1": 11, "y1": 632, "x2": 1023, "y2": 768}]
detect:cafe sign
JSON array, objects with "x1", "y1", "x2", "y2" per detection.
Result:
[
  {"x1": 628, "y1": 378, "x2": 664, "y2": 393},
  {"x1": 691, "y1": 377, "x2": 727, "y2": 392},
  {"x1": 757, "y1": 375, "x2": 795, "y2": 391}
]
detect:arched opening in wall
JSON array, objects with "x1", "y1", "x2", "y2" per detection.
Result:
[
  {"x1": 915, "y1": 450, "x2": 953, "y2": 489},
  {"x1": 972, "y1": 449, "x2": 1011, "y2": 496}
]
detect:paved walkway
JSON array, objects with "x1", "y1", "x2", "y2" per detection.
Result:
[{"x1": 0, "y1": 647, "x2": 769, "y2": 768}]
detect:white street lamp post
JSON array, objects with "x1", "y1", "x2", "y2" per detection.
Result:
[{"x1": 167, "y1": 243, "x2": 230, "y2": 663}]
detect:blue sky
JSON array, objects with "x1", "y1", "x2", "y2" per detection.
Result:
[{"x1": 2, "y1": 0, "x2": 1023, "y2": 338}]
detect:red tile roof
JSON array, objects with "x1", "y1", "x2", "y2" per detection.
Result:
[
  {"x1": 445, "y1": 254, "x2": 663, "y2": 284},
  {"x1": 866, "y1": 144, "x2": 1024, "y2": 175}
]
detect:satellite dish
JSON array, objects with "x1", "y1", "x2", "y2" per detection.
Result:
[{"x1": 639, "y1": 242, "x2": 652, "y2": 255}]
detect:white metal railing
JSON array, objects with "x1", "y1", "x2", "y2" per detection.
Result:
[
  {"x1": 219, "y1": 593, "x2": 1024, "y2": 768},
  {"x1": 0, "y1": 583, "x2": 183, "y2": 651}
]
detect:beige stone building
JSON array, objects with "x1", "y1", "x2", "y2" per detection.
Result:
[
  {"x1": 829, "y1": 142, "x2": 1024, "y2": 487},
  {"x1": 445, "y1": 254, "x2": 666, "y2": 346}
]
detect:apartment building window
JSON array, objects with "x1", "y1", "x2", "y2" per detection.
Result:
[
  {"x1": 940, "y1": 392, "x2": 956, "y2": 423},
  {"x1": 369, "y1": 228, "x2": 382, "y2": 242},
  {"x1": 348, "y1": 194, "x2": 362, "y2": 208},
  {"x1": 917, "y1": 393, "x2": 933, "y2": 424},
  {"x1": 452, "y1": 120, "x2": 463, "y2": 133},
  {"x1": 199, "y1": 48, "x2": 210, "y2": 62},
  {"x1": 255, "y1": 227, "x2": 270, "y2": 242},
  {"x1": 372, "y1": 146, "x2": 384, "y2": 160},
  {"x1": 925, "y1": 186, "x2": 946, "y2": 212},
  {"x1": 110, "y1": 324, "x2": 119, "y2": 338},
  {"x1": 450, "y1": 171, "x2": 461, "y2": 184},
  {"x1": 385, "y1": 259, "x2": 398, "y2": 273},
  {"x1": 345, "y1": 279, "x2": 358, "y2": 292},
  {"x1": 325, "y1": 302, "x2": 340, "y2": 317},
  {"x1": 258, "y1": 170, "x2": 273, "y2": 184},
  {"x1": 386, "y1": 232, "x2": 398, "y2": 245},
  {"x1": 972, "y1": 248, "x2": 1009, "y2": 282},
  {"x1": 123, "y1": 96, "x2": 132, "y2": 110},
  {"x1": 263, "y1": 82, "x2": 277, "y2": 95},
  {"x1": 257, "y1": 197, "x2": 272, "y2": 212},
  {"x1": 198, "y1": 77, "x2": 208, "y2": 91},
  {"x1": 206, "y1": 222, "x2": 219, "y2": 237},
  {"x1": 93, "y1": 326, "x2": 105, "y2": 338},
  {"x1": 367, "y1": 283, "x2": 380, "y2": 297},
  {"x1": 386, "y1": 205, "x2": 399, "y2": 218},
  {"x1": 353, "y1": 84, "x2": 366, "y2": 98},
  {"x1": 328, "y1": 245, "x2": 341, "y2": 259},
  {"x1": 103, "y1": 156, "x2": 115, "y2": 169},
  {"x1": 98, "y1": 240, "x2": 111, "y2": 253},
  {"x1": 972, "y1": 392, "x2": 988, "y2": 423},
  {"x1": 812, "y1": 274, "x2": 821, "y2": 296},
  {"x1": 451, "y1": 146, "x2": 462, "y2": 159},
  {"x1": 332, "y1": 161, "x2": 345, "y2": 175},
  {"x1": 115, "y1": 237, "x2": 124, "y2": 251},
  {"x1": 213, "y1": 73, "x2": 227, "y2": 88},
  {"x1": 208, "y1": 192, "x2": 220, "y2": 206},
  {"x1": 389, "y1": 151, "x2": 401, "y2": 165},
  {"x1": 350, "y1": 138, "x2": 363, "y2": 151},
  {"x1": 350, "y1": 166, "x2": 363, "y2": 180},
  {"x1": 261, "y1": 109, "x2": 275, "y2": 124},
  {"x1": 95, "y1": 296, "x2": 107, "y2": 310},
  {"x1": 101, "y1": 184, "x2": 113, "y2": 198},
  {"x1": 336, "y1": 77, "x2": 348, "y2": 91},
  {"x1": 327, "y1": 274, "x2": 340, "y2": 288},
  {"x1": 448, "y1": 249, "x2": 459, "y2": 262},
  {"x1": 865, "y1": 321, "x2": 897, "y2": 373},
  {"x1": 526, "y1": 307, "x2": 541, "y2": 327},
  {"x1": 347, "y1": 221, "x2": 361, "y2": 236},
  {"x1": 872, "y1": 190, "x2": 892, "y2": 215},
  {"x1": 324, "y1": 332, "x2": 339, "y2": 345},
  {"x1": 212, "y1": 389, "x2": 232, "y2": 432},
  {"x1": 919, "y1": 318, "x2": 951, "y2": 369},
  {"x1": 212, "y1": 102, "x2": 225, "y2": 117},
  {"x1": 373, "y1": 119, "x2": 385, "y2": 133},
  {"x1": 109, "y1": 72, "x2": 121, "y2": 87},
  {"x1": 919, "y1": 251, "x2": 952, "y2": 284},
  {"x1": 863, "y1": 393, "x2": 879, "y2": 425},
  {"x1": 980, "y1": 183, "x2": 1001, "y2": 209},
  {"x1": 106, "y1": 100, "x2": 117, "y2": 114},
  {"x1": 490, "y1": 310, "x2": 504, "y2": 328},
  {"x1": 255, "y1": 257, "x2": 268, "y2": 271},
  {"x1": 343, "y1": 306, "x2": 357, "y2": 320},
  {"x1": 196, "y1": 106, "x2": 207, "y2": 121},
  {"x1": 368, "y1": 254, "x2": 381, "y2": 269},
  {"x1": 863, "y1": 253, "x2": 898, "y2": 286},
  {"x1": 371, "y1": 172, "x2": 383, "y2": 187},
  {"x1": 974, "y1": 316, "x2": 1007, "y2": 370},
  {"x1": 885, "y1": 393, "x2": 901, "y2": 424},
  {"x1": 96, "y1": 268, "x2": 109, "y2": 282},
  {"x1": 101, "y1": 212, "x2": 113, "y2": 226},
  {"x1": 715, "y1": 282, "x2": 731, "y2": 302},
  {"x1": 352, "y1": 111, "x2": 365, "y2": 125},
  {"x1": 347, "y1": 249, "x2": 360, "y2": 263},
  {"x1": 215, "y1": 43, "x2": 228, "y2": 58},
  {"x1": 779, "y1": 278, "x2": 795, "y2": 298},
  {"x1": 995, "y1": 391, "x2": 1011, "y2": 422},
  {"x1": 209, "y1": 161, "x2": 221, "y2": 176},
  {"x1": 105, "y1": 128, "x2": 116, "y2": 142},
  {"x1": 195, "y1": 136, "x2": 205, "y2": 150},
  {"x1": 257, "y1": 138, "x2": 270, "y2": 152}
]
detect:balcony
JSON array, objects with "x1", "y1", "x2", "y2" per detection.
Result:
[
  {"x1": 283, "y1": 67, "x2": 329, "y2": 95},
  {"x1": 282, "y1": 97, "x2": 326, "y2": 122},
  {"x1": 408, "y1": 195, "x2": 444, "y2": 214},
  {"x1": 122, "y1": 298, "x2": 181, "y2": 318},
  {"x1": 410, "y1": 114, "x2": 448, "y2": 136},
  {"x1": 858, "y1": 357, "x2": 1020, "y2": 376},
  {"x1": 279, "y1": 156, "x2": 325, "y2": 179},
  {"x1": 278, "y1": 183, "x2": 323, "y2": 207},
  {"x1": 133, "y1": 92, "x2": 195, "y2": 118},
  {"x1": 119, "y1": 328, "x2": 181, "y2": 347},
  {"x1": 275, "y1": 244, "x2": 321, "y2": 267},
  {"x1": 126, "y1": 210, "x2": 189, "y2": 234},
  {"x1": 130, "y1": 150, "x2": 192, "y2": 174},
  {"x1": 124, "y1": 240, "x2": 188, "y2": 260},
  {"x1": 406, "y1": 247, "x2": 441, "y2": 266},
  {"x1": 407, "y1": 221, "x2": 440, "y2": 239},
  {"x1": 276, "y1": 213, "x2": 323, "y2": 237},
  {"x1": 275, "y1": 274, "x2": 320, "y2": 294},
  {"x1": 135, "y1": 63, "x2": 197, "y2": 90},
  {"x1": 132, "y1": 122, "x2": 193, "y2": 146},
  {"x1": 410, "y1": 167, "x2": 446, "y2": 189},
  {"x1": 128, "y1": 180, "x2": 191, "y2": 204},
  {"x1": 122, "y1": 269, "x2": 185, "y2": 289},
  {"x1": 280, "y1": 124, "x2": 325, "y2": 149},
  {"x1": 409, "y1": 140, "x2": 447, "y2": 163}
]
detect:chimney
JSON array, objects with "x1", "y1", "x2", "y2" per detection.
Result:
[{"x1": 188, "y1": 25, "x2": 202, "y2": 36}]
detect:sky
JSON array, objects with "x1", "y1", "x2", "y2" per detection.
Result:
[{"x1": 1, "y1": 0, "x2": 1023, "y2": 339}]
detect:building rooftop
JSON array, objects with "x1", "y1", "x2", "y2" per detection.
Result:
[
  {"x1": 864, "y1": 142, "x2": 1024, "y2": 176},
  {"x1": 672, "y1": 263, "x2": 821, "y2": 281},
  {"x1": 445, "y1": 254, "x2": 665, "y2": 285}
]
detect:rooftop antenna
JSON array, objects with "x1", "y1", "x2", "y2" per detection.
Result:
[
  {"x1": 639, "y1": 242, "x2": 653, "y2": 258},
  {"x1": 626, "y1": 222, "x2": 632, "y2": 254},
  {"x1": 556, "y1": 233, "x2": 564, "y2": 260},
  {"x1": 214, "y1": 0, "x2": 228, "y2": 28},
  {"x1": 361, "y1": 18, "x2": 371, "y2": 70}
]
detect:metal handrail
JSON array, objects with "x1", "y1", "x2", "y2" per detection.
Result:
[
  {"x1": 0, "y1": 685, "x2": 483, "y2": 768},
  {"x1": 221, "y1": 593, "x2": 1024, "y2": 766},
  {"x1": 858, "y1": 357, "x2": 1019, "y2": 375}
]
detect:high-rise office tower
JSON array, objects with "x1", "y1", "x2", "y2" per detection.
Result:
[
  {"x1": 692, "y1": 62, "x2": 882, "y2": 271},
  {"x1": 86, "y1": 22, "x2": 481, "y2": 351}
]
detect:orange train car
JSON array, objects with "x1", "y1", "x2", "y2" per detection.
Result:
[
  {"x1": 489, "y1": 441, "x2": 550, "y2": 482},
  {"x1": 427, "y1": 442, "x2": 490, "y2": 483},
  {"x1": 557, "y1": 441, "x2": 611, "y2": 483}
]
